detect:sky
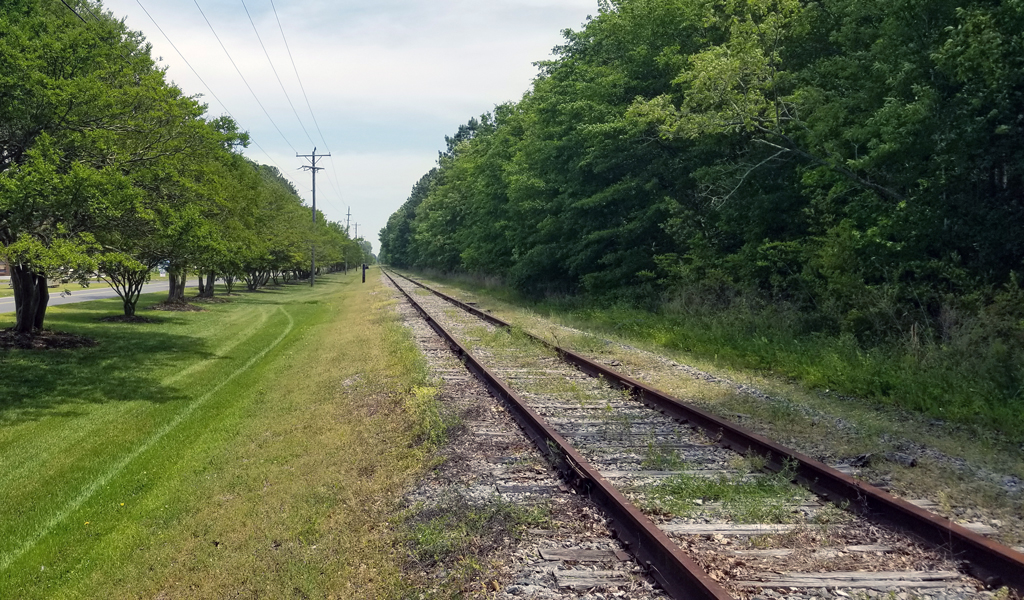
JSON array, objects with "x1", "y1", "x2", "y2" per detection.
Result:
[{"x1": 99, "y1": 0, "x2": 599, "y2": 253}]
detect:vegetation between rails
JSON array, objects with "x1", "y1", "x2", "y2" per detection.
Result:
[
  {"x1": 0, "y1": 272, "x2": 443, "y2": 598},
  {"x1": 398, "y1": 269, "x2": 1024, "y2": 443},
  {"x1": 644, "y1": 455, "x2": 807, "y2": 524},
  {"x1": 402, "y1": 269, "x2": 1024, "y2": 547}
]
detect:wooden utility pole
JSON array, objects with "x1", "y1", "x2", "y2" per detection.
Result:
[{"x1": 297, "y1": 148, "x2": 330, "y2": 286}]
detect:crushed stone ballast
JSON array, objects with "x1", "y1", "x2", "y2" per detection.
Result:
[{"x1": 384, "y1": 269, "x2": 1024, "y2": 599}]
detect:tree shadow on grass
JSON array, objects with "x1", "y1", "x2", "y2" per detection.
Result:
[
  {"x1": 43, "y1": 301, "x2": 197, "y2": 328},
  {"x1": 0, "y1": 307, "x2": 222, "y2": 426}
]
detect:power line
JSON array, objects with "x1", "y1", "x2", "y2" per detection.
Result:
[
  {"x1": 238, "y1": 0, "x2": 315, "y2": 148},
  {"x1": 64, "y1": 0, "x2": 134, "y2": 65},
  {"x1": 135, "y1": 0, "x2": 229, "y2": 118},
  {"x1": 134, "y1": 0, "x2": 308, "y2": 193},
  {"x1": 77, "y1": 0, "x2": 103, "y2": 22},
  {"x1": 58, "y1": 0, "x2": 87, "y2": 23},
  {"x1": 268, "y1": 0, "x2": 329, "y2": 153},
  {"x1": 192, "y1": 0, "x2": 298, "y2": 154},
  {"x1": 298, "y1": 148, "x2": 329, "y2": 287},
  {"x1": 268, "y1": 0, "x2": 346, "y2": 202}
]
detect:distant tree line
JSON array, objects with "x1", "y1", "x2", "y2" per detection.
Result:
[
  {"x1": 1, "y1": 0, "x2": 369, "y2": 332},
  {"x1": 381, "y1": 0, "x2": 1024, "y2": 346}
]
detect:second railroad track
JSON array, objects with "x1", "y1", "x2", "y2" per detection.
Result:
[{"x1": 383, "y1": 268, "x2": 1024, "y2": 600}]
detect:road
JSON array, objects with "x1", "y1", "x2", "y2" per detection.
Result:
[{"x1": 0, "y1": 279, "x2": 197, "y2": 314}]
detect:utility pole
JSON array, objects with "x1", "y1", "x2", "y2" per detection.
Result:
[
  {"x1": 346, "y1": 206, "x2": 351, "y2": 236},
  {"x1": 354, "y1": 222, "x2": 359, "y2": 240},
  {"x1": 297, "y1": 148, "x2": 330, "y2": 287}
]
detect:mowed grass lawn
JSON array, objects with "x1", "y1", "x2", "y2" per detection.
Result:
[{"x1": 0, "y1": 270, "x2": 432, "y2": 598}]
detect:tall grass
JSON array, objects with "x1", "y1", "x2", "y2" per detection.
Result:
[
  {"x1": 572, "y1": 299, "x2": 1024, "y2": 438},
  {"x1": 402, "y1": 270, "x2": 1024, "y2": 442}
]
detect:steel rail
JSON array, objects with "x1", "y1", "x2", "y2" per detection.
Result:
[
  {"x1": 383, "y1": 269, "x2": 732, "y2": 600},
  {"x1": 386, "y1": 269, "x2": 1024, "y2": 593}
]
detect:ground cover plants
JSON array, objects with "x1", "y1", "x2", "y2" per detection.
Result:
[
  {"x1": 402, "y1": 494, "x2": 550, "y2": 590},
  {"x1": 398, "y1": 269, "x2": 1024, "y2": 442},
  {"x1": 645, "y1": 458, "x2": 804, "y2": 524},
  {"x1": 395, "y1": 270, "x2": 1024, "y2": 547},
  {"x1": 0, "y1": 271, "x2": 445, "y2": 598}
]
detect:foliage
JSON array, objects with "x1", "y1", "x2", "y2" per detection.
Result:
[
  {"x1": 0, "y1": 0, "x2": 360, "y2": 325},
  {"x1": 647, "y1": 458, "x2": 802, "y2": 524},
  {"x1": 381, "y1": 0, "x2": 1024, "y2": 434}
]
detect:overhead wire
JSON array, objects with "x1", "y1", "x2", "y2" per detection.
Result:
[
  {"x1": 192, "y1": 0, "x2": 298, "y2": 155},
  {"x1": 238, "y1": 0, "x2": 316, "y2": 149},
  {"x1": 134, "y1": 0, "x2": 309, "y2": 193},
  {"x1": 66, "y1": 0, "x2": 132, "y2": 64},
  {"x1": 237, "y1": 0, "x2": 341, "y2": 210},
  {"x1": 77, "y1": 0, "x2": 103, "y2": 22},
  {"x1": 268, "y1": 0, "x2": 329, "y2": 151},
  {"x1": 58, "y1": 0, "x2": 87, "y2": 23},
  {"x1": 267, "y1": 0, "x2": 346, "y2": 205}
]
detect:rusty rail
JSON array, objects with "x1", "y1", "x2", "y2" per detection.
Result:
[
  {"x1": 386, "y1": 269, "x2": 1024, "y2": 593},
  {"x1": 383, "y1": 269, "x2": 732, "y2": 600}
]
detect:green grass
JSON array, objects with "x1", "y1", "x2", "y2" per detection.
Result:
[
  {"x1": 568, "y1": 304, "x2": 1024, "y2": 434},
  {"x1": 646, "y1": 459, "x2": 805, "y2": 524},
  {"x1": 402, "y1": 494, "x2": 550, "y2": 595},
  {"x1": 0, "y1": 270, "x2": 442, "y2": 598},
  {"x1": 405, "y1": 496, "x2": 549, "y2": 564},
  {"x1": 397, "y1": 270, "x2": 1024, "y2": 442}
]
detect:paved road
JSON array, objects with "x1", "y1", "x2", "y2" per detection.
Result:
[{"x1": 0, "y1": 279, "x2": 197, "y2": 314}]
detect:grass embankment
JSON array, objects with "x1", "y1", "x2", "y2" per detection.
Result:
[
  {"x1": 0, "y1": 270, "x2": 438, "y2": 598},
  {"x1": 398, "y1": 270, "x2": 1024, "y2": 443}
]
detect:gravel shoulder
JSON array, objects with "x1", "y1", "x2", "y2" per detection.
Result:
[{"x1": 386, "y1": 276, "x2": 670, "y2": 599}]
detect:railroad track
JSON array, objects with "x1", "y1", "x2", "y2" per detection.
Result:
[{"x1": 383, "y1": 269, "x2": 1024, "y2": 599}]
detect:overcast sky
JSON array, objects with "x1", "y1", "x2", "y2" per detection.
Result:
[{"x1": 99, "y1": 0, "x2": 598, "y2": 252}]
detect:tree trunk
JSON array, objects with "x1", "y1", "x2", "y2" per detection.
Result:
[
  {"x1": 168, "y1": 269, "x2": 179, "y2": 302},
  {"x1": 203, "y1": 272, "x2": 215, "y2": 297},
  {"x1": 10, "y1": 265, "x2": 48, "y2": 333},
  {"x1": 167, "y1": 269, "x2": 186, "y2": 303},
  {"x1": 197, "y1": 274, "x2": 206, "y2": 296}
]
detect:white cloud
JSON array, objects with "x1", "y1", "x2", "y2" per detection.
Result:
[{"x1": 102, "y1": 0, "x2": 598, "y2": 249}]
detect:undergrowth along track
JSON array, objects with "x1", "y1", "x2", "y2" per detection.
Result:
[{"x1": 384, "y1": 269, "x2": 1024, "y2": 599}]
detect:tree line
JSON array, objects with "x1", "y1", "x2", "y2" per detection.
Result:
[
  {"x1": 1, "y1": 0, "x2": 368, "y2": 333},
  {"x1": 381, "y1": 0, "x2": 1024, "y2": 421}
]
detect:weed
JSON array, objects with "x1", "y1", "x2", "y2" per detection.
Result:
[
  {"x1": 403, "y1": 494, "x2": 550, "y2": 592},
  {"x1": 738, "y1": 452, "x2": 769, "y2": 473},
  {"x1": 567, "y1": 380, "x2": 590, "y2": 406},
  {"x1": 569, "y1": 332, "x2": 609, "y2": 355},
  {"x1": 812, "y1": 500, "x2": 853, "y2": 526},
  {"x1": 408, "y1": 385, "x2": 459, "y2": 448},
  {"x1": 641, "y1": 438, "x2": 688, "y2": 470},
  {"x1": 596, "y1": 403, "x2": 634, "y2": 439},
  {"x1": 648, "y1": 460, "x2": 805, "y2": 524}
]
